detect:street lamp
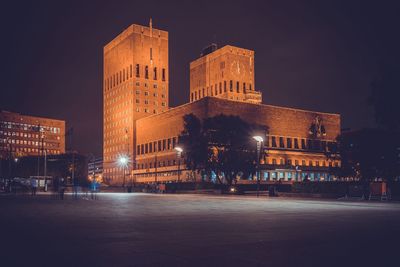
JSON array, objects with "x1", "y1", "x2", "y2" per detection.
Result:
[
  {"x1": 117, "y1": 155, "x2": 129, "y2": 187},
  {"x1": 174, "y1": 146, "x2": 183, "y2": 183},
  {"x1": 253, "y1": 136, "x2": 264, "y2": 197}
]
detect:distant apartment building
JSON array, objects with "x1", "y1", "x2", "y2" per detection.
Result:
[
  {"x1": 88, "y1": 156, "x2": 103, "y2": 181},
  {"x1": 0, "y1": 110, "x2": 65, "y2": 159}
]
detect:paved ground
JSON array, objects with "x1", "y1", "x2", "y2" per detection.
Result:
[{"x1": 0, "y1": 193, "x2": 400, "y2": 267}]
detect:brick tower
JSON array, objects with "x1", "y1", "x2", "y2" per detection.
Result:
[{"x1": 103, "y1": 20, "x2": 169, "y2": 185}]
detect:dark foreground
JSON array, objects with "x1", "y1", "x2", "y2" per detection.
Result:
[{"x1": 0, "y1": 193, "x2": 399, "y2": 267}]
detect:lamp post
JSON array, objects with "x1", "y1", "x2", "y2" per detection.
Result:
[
  {"x1": 118, "y1": 155, "x2": 129, "y2": 188},
  {"x1": 253, "y1": 136, "x2": 264, "y2": 198},
  {"x1": 174, "y1": 147, "x2": 183, "y2": 183}
]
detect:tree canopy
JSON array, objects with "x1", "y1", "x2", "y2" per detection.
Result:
[
  {"x1": 337, "y1": 129, "x2": 400, "y2": 182},
  {"x1": 178, "y1": 113, "x2": 268, "y2": 185}
]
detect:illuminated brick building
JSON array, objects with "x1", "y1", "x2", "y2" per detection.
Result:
[
  {"x1": 190, "y1": 44, "x2": 262, "y2": 104},
  {"x1": 0, "y1": 110, "x2": 65, "y2": 159},
  {"x1": 103, "y1": 21, "x2": 341, "y2": 185},
  {"x1": 103, "y1": 20, "x2": 169, "y2": 183}
]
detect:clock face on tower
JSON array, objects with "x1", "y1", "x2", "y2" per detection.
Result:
[{"x1": 230, "y1": 60, "x2": 245, "y2": 77}]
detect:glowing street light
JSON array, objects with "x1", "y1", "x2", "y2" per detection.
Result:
[
  {"x1": 117, "y1": 155, "x2": 129, "y2": 187},
  {"x1": 253, "y1": 136, "x2": 264, "y2": 197},
  {"x1": 118, "y1": 155, "x2": 129, "y2": 166},
  {"x1": 174, "y1": 146, "x2": 183, "y2": 183}
]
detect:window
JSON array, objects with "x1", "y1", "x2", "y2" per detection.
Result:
[
  {"x1": 153, "y1": 67, "x2": 157, "y2": 80},
  {"x1": 145, "y1": 66, "x2": 149, "y2": 79},
  {"x1": 271, "y1": 136, "x2": 277, "y2": 147},
  {"x1": 301, "y1": 139, "x2": 306, "y2": 149},
  {"x1": 295, "y1": 160, "x2": 299, "y2": 166},
  {"x1": 224, "y1": 81, "x2": 227, "y2": 92},
  {"x1": 272, "y1": 159, "x2": 277, "y2": 165},
  {"x1": 294, "y1": 139, "x2": 299, "y2": 149},
  {"x1": 191, "y1": 93, "x2": 193, "y2": 102},
  {"x1": 243, "y1": 83, "x2": 246, "y2": 91},
  {"x1": 123, "y1": 69, "x2": 125, "y2": 81},
  {"x1": 230, "y1": 80, "x2": 233, "y2": 91},
  {"x1": 219, "y1": 82, "x2": 222, "y2": 94},
  {"x1": 302, "y1": 160, "x2": 306, "y2": 166},
  {"x1": 150, "y1": 48, "x2": 153, "y2": 60},
  {"x1": 162, "y1": 68, "x2": 166, "y2": 81},
  {"x1": 130, "y1": 65, "x2": 133, "y2": 78},
  {"x1": 279, "y1": 137, "x2": 284, "y2": 148},
  {"x1": 162, "y1": 139, "x2": 166, "y2": 150},
  {"x1": 136, "y1": 64, "x2": 140, "y2": 77},
  {"x1": 172, "y1": 137, "x2": 176, "y2": 148},
  {"x1": 136, "y1": 99, "x2": 140, "y2": 103},
  {"x1": 249, "y1": 84, "x2": 252, "y2": 90},
  {"x1": 145, "y1": 144, "x2": 148, "y2": 154},
  {"x1": 236, "y1": 81, "x2": 239, "y2": 93},
  {"x1": 287, "y1": 138, "x2": 292, "y2": 148},
  {"x1": 215, "y1": 84, "x2": 218, "y2": 95},
  {"x1": 202, "y1": 88, "x2": 205, "y2": 97},
  {"x1": 280, "y1": 159, "x2": 285, "y2": 165}
]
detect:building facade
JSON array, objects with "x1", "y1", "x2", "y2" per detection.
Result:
[
  {"x1": 103, "y1": 22, "x2": 341, "y2": 185},
  {"x1": 88, "y1": 156, "x2": 103, "y2": 182},
  {"x1": 133, "y1": 97, "x2": 340, "y2": 183},
  {"x1": 0, "y1": 110, "x2": 65, "y2": 160},
  {"x1": 103, "y1": 21, "x2": 169, "y2": 184},
  {"x1": 190, "y1": 44, "x2": 262, "y2": 104}
]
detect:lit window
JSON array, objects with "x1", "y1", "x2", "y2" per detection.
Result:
[{"x1": 145, "y1": 66, "x2": 149, "y2": 79}]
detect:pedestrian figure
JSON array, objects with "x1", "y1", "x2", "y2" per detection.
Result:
[
  {"x1": 31, "y1": 178, "x2": 38, "y2": 196},
  {"x1": 90, "y1": 179, "x2": 98, "y2": 200}
]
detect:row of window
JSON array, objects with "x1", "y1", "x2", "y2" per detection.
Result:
[
  {"x1": 0, "y1": 138, "x2": 60, "y2": 148},
  {"x1": 135, "y1": 170, "x2": 181, "y2": 179},
  {"x1": 137, "y1": 137, "x2": 178, "y2": 155},
  {"x1": 265, "y1": 136, "x2": 337, "y2": 152},
  {"x1": 0, "y1": 146, "x2": 61, "y2": 154},
  {"x1": 191, "y1": 81, "x2": 252, "y2": 102},
  {"x1": 136, "y1": 158, "x2": 184, "y2": 170},
  {"x1": 105, "y1": 64, "x2": 166, "y2": 91},
  {"x1": 264, "y1": 158, "x2": 339, "y2": 168},
  {"x1": 262, "y1": 171, "x2": 332, "y2": 181},
  {"x1": 0, "y1": 121, "x2": 61, "y2": 134},
  {"x1": 0, "y1": 131, "x2": 61, "y2": 141}
]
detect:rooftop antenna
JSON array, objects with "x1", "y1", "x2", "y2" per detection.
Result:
[{"x1": 149, "y1": 18, "x2": 153, "y2": 37}]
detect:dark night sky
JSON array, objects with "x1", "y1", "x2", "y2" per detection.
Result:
[{"x1": 1, "y1": 0, "x2": 399, "y2": 156}]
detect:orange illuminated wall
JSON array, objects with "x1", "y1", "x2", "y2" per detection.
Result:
[
  {"x1": 103, "y1": 21, "x2": 169, "y2": 184},
  {"x1": 189, "y1": 45, "x2": 262, "y2": 104}
]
